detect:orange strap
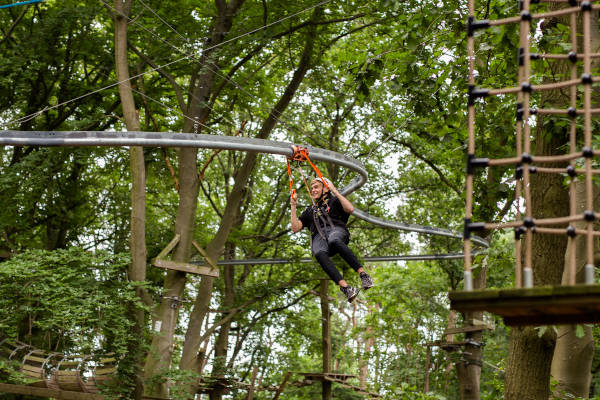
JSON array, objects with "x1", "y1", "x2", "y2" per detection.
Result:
[
  {"x1": 304, "y1": 154, "x2": 329, "y2": 191},
  {"x1": 286, "y1": 158, "x2": 296, "y2": 198},
  {"x1": 286, "y1": 145, "x2": 330, "y2": 198}
]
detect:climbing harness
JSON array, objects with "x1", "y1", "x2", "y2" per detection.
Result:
[
  {"x1": 286, "y1": 145, "x2": 338, "y2": 241},
  {"x1": 312, "y1": 196, "x2": 336, "y2": 241}
]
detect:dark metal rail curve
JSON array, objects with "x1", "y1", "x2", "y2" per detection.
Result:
[
  {"x1": 0, "y1": 130, "x2": 488, "y2": 259},
  {"x1": 194, "y1": 253, "x2": 471, "y2": 267}
]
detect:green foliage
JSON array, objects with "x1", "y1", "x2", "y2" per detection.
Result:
[
  {"x1": 146, "y1": 368, "x2": 201, "y2": 400},
  {"x1": 387, "y1": 383, "x2": 448, "y2": 399},
  {"x1": 0, "y1": 359, "x2": 30, "y2": 385},
  {"x1": 0, "y1": 147, "x2": 133, "y2": 253},
  {"x1": 0, "y1": 0, "x2": 553, "y2": 397},
  {"x1": 0, "y1": 0, "x2": 116, "y2": 130},
  {"x1": 0, "y1": 248, "x2": 149, "y2": 397}
]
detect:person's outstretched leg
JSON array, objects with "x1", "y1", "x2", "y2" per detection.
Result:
[
  {"x1": 312, "y1": 234, "x2": 343, "y2": 283},
  {"x1": 327, "y1": 228, "x2": 374, "y2": 291},
  {"x1": 312, "y1": 234, "x2": 359, "y2": 302}
]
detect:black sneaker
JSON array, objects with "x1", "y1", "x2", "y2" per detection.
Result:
[
  {"x1": 360, "y1": 272, "x2": 374, "y2": 291},
  {"x1": 340, "y1": 285, "x2": 360, "y2": 303}
]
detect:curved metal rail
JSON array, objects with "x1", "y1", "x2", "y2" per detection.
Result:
[
  {"x1": 0, "y1": 130, "x2": 488, "y2": 259},
  {"x1": 194, "y1": 253, "x2": 470, "y2": 267}
]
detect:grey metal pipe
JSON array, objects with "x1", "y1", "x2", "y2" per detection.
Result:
[
  {"x1": 0, "y1": 130, "x2": 368, "y2": 194},
  {"x1": 352, "y1": 209, "x2": 488, "y2": 248},
  {"x1": 194, "y1": 251, "x2": 485, "y2": 266},
  {"x1": 0, "y1": 130, "x2": 488, "y2": 262}
]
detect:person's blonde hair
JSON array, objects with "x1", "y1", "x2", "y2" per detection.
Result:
[{"x1": 310, "y1": 177, "x2": 332, "y2": 189}]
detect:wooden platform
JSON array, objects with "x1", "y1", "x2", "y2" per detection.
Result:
[
  {"x1": 0, "y1": 383, "x2": 168, "y2": 399},
  {"x1": 444, "y1": 324, "x2": 493, "y2": 335},
  {"x1": 449, "y1": 284, "x2": 600, "y2": 326},
  {"x1": 0, "y1": 383, "x2": 103, "y2": 399},
  {"x1": 196, "y1": 376, "x2": 234, "y2": 394},
  {"x1": 426, "y1": 340, "x2": 470, "y2": 352},
  {"x1": 297, "y1": 372, "x2": 356, "y2": 382}
]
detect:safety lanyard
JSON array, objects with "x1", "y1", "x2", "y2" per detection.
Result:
[
  {"x1": 285, "y1": 145, "x2": 330, "y2": 201},
  {"x1": 286, "y1": 145, "x2": 335, "y2": 239}
]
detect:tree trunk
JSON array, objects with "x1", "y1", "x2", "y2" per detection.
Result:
[
  {"x1": 505, "y1": 326, "x2": 556, "y2": 399},
  {"x1": 144, "y1": 147, "x2": 199, "y2": 397},
  {"x1": 504, "y1": 43, "x2": 568, "y2": 400},
  {"x1": 113, "y1": 1, "x2": 145, "y2": 398},
  {"x1": 424, "y1": 346, "x2": 431, "y2": 393},
  {"x1": 144, "y1": 4, "x2": 321, "y2": 396},
  {"x1": 506, "y1": 6, "x2": 600, "y2": 398},
  {"x1": 550, "y1": 10, "x2": 600, "y2": 398},
  {"x1": 209, "y1": 257, "x2": 236, "y2": 400},
  {"x1": 320, "y1": 279, "x2": 332, "y2": 400},
  {"x1": 504, "y1": 114, "x2": 567, "y2": 400},
  {"x1": 550, "y1": 182, "x2": 598, "y2": 397},
  {"x1": 443, "y1": 310, "x2": 457, "y2": 393},
  {"x1": 359, "y1": 324, "x2": 375, "y2": 390},
  {"x1": 551, "y1": 326, "x2": 593, "y2": 397},
  {"x1": 178, "y1": 7, "x2": 321, "y2": 381},
  {"x1": 456, "y1": 259, "x2": 486, "y2": 399},
  {"x1": 143, "y1": 1, "x2": 246, "y2": 395}
]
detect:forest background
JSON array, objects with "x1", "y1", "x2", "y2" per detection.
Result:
[{"x1": 1, "y1": 0, "x2": 600, "y2": 399}]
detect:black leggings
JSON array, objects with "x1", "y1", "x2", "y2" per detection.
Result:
[{"x1": 311, "y1": 227, "x2": 362, "y2": 284}]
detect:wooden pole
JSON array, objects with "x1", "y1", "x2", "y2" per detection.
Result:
[
  {"x1": 320, "y1": 279, "x2": 332, "y2": 400},
  {"x1": 424, "y1": 345, "x2": 431, "y2": 393},
  {"x1": 246, "y1": 365, "x2": 259, "y2": 400}
]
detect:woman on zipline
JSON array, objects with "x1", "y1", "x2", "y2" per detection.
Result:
[{"x1": 290, "y1": 175, "x2": 374, "y2": 303}]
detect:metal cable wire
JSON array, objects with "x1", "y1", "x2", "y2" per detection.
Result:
[{"x1": 1, "y1": 0, "x2": 331, "y2": 129}]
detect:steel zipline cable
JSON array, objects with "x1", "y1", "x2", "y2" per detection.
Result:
[{"x1": 0, "y1": 130, "x2": 489, "y2": 264}]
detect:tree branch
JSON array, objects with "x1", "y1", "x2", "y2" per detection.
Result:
[
  {"x1": 199, "y1": 179, "x2": 223, "y2": 219},
  {"x1": 209, "y1": 45, "x2": 265, "y2": 107},
  {"x1": 128, "y1": 41, "x2": 187, "y2": 112},
  {"x1": 390, "y1": 137, "x2": 462, "y2": 196},
  {"x1": 272, "y1": 13, "x2": 367, "y2": 40},
  {"x1": 196, "y1": 277, "x2": 312, "y2": 345},
  {"x1": 226, "y1": 285, "x2": 316, "y2": 369},
  {"x1": 0, "y1": 5, "x2": 29, "y2": 47},
  {"x1": 327, "y1": 20, "x2": 381, "y2": 47}
]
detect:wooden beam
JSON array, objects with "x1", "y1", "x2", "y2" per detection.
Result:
[
  {"x1": 152, "y1": 258, "x2": 219, "y2": 277},
  {"x1": 449, "y1": 284, "x2": 600, "y2": 326},
  {"x1": 192, "y1": 240, "x2": 218, "y2": 270},
  {"x1": 155, "y1": 234, "x2": 180, "y2": 259},
  {"x1": 152, "y1": 236, "x2": 219, "y2": 277},
  {"x1": 321, "y1": 378, "x2": 381, "y2": 397},
  {"x1": 443, "y1": 325, "x2": 492, "y2": 334},
  {"x1": 425, "y1": 340, "x2": 470, "y2": 352},
  {"x1": 0, "y1": 383, "x2": 104, "y2": 400},
  {"x1": 297, "y1": 372, "x2": 356, "y2": 382}
]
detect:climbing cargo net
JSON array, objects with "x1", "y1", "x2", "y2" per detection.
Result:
[{"x1": 463, "y1": 0, "x2": 600, "y2": 290}]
